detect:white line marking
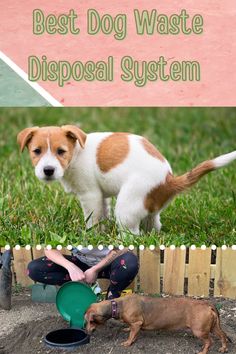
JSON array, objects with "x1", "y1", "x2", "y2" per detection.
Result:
[{"x1": 0, "y1": 51, "x2": 63, "y2": 107}]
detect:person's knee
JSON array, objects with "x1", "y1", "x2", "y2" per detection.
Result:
[
  {"x1": 123, "y1": 252, "x2": 139, "y2": 277},
  {"x1": 27, "y1": 259, "x2": 40, "y2": 282}
]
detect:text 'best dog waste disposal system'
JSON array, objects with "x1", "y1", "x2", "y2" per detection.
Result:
[{"x1": 44, "y1": 281, "x2": 97, "y2": 349}]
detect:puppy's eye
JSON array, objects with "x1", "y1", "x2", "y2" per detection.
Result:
[
  {"x1": 33, "y1": 148, "x2": 41, "y2": 155},
  {"x1": 57, "y1": 148, "x2": 66, "y2": 155}
]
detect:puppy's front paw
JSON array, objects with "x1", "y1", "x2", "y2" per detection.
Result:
[
  {"x1": 218, "y1": 347, "x2": 228, "y2": 353},
  {"x1": 121, "y1": 340, "x2": 132, "y2": 347}
]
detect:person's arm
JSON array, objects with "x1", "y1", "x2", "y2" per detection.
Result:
[
  {"x1": 84, "y1": 248, "x2": 128, "y2": 284},
  {"x1": 44, "y1": 249, "x2": 85, "y2": 282}
]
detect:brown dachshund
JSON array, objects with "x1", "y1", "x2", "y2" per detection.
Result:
[{"x1": 85, "y1": 294, "x2": 229, "y2": 354}]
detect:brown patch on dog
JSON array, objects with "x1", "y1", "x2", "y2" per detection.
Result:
[
  {"x1": 18, "y1": 126, "x2": 87, "y2": 169},
  {"x1": 144, "y1": 160, "x2": 215, "y2": 213},
  {"x1": 144, "y1": 173, "x2": 174, "y2": 213},
  {"x1": 61, "y1": 125, "x2": 87, "y2": 148},
  {"x1": 142, "y1": 138, "x2": 165, "y2": 162},
  {"x1": 17, "y1": 127, "x2": 39, "y2": 152},
  {"x1": 96, "y1": 133, "x2": 129, "y2": 173}
]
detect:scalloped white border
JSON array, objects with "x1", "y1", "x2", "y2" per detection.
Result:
[{"x1": 3, "y1": 244, "x2": 236, "y2": 251}]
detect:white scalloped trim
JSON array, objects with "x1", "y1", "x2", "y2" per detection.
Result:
[{"x1": 3, "y1": 244, "x2": 236, "y2": 251}]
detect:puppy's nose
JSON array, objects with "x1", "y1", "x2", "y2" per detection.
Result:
[{"x1": 43, "y1": 166, "x2": 55, "y2": 177}]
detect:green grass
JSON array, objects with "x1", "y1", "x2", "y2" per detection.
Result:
[{"x1": 0, "y1": 107, "x2": 236, "y2": 247}]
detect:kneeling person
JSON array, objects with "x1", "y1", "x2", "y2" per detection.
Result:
[{"x1": 28, "y1": 247, "x2": 138, "y2": 299}]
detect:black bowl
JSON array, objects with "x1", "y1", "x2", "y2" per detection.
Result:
[{"x1": 44, "y1": 328, "x2": 90, "y2": 349}]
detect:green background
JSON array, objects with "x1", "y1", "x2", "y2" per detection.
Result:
[{"x1": 0, "y1": 59, "x2": 50, "y2": 107}]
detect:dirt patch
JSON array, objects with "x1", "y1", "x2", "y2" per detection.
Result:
[
  {"x1": 0, "y1": 289, "x2": 59, "y2": 340},
  {"x1": 0, "y1": 291, "x2": 235, "y2": 354}
]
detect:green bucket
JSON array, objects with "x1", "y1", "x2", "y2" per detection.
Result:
[
  {"x1": 44, "y1": 281, "x2": 97, "y2": 349},
  {"x1": 56, "y1": 281, "x2": 97, "y2": 329}
]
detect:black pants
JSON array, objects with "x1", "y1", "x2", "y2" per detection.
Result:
[{"x1": 28, "y1": 252, "x2": 139, "y2": 299}]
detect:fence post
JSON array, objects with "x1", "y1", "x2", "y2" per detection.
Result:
[
  {"x1": 139, "y1": 249, "x2": 160, "y2": 294},
  {"x1": 163, "y1": 248, "x2": 186, "y2": 295},
  {"x1": 214, "y1": 248, "x2": 236, "y2": 298},
  {"x1": 188, "y1": 248, "x2": 211, "y2": 297},
  {"x1": 13, "y1": 248, "x2": 33, "y2": 287}
]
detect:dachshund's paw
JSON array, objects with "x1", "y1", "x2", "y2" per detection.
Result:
[
  {"x1": 218, "y1": 347, "x2": 228, "y2": 353},
  {"x1": 121, "y1": 340, "x2": 132, "y2": 347}
]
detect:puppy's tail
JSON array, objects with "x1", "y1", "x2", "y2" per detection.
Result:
[{"x1": 166, "y1": 151, "x2": 236, "y2": 197}]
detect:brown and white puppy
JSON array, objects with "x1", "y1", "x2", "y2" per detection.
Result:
[
  {"x1": 85, "y1": 294, "x2": 229, "y2": 354},
  {"x1": 17, "y1": 125, "x2": 236, "y2": 233}
]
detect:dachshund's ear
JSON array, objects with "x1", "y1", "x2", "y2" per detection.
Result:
[
  {"x1": 85, "y1": 310, "x2": 95, "y2": 324},
  {"x1": 17, "y1": 127, "x2": 39, "y2": 152},
  {"x1": 88, "y1": 312, "x2": 95, "y2": 321},
  {"x1": 61, "y1": 125, "x2": 87, "y2": 148}
]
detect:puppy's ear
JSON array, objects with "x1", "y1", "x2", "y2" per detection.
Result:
[
  {"x1": 17, "y1": 127, "x2": 39, "y2": 152},
  {"x1": 61, "y1": 125, "x2": 87, "y2": 148}
]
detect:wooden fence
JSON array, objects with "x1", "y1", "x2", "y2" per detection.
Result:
[{"x1": 1, "y1": 247, "x2": 236, "y2": 299}]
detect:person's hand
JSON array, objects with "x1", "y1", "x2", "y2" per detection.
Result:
[
  {"x1": 66, "y1": 263, "x2": 85, "y2": 282},
  {"x1": 84, "y1": 267, "x2": 98, "y2": 284}
]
